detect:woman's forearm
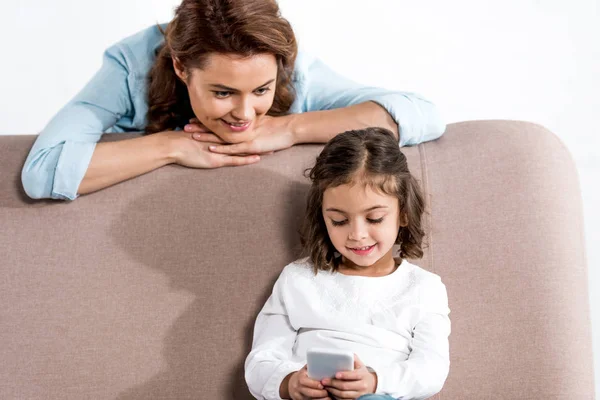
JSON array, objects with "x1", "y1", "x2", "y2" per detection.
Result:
[
  {"x1": 290, "y1": 101, "x2": 399, "y2": 144},
  {"x1": 78, "y1": 133, "x2": 174, "y2": 195}
]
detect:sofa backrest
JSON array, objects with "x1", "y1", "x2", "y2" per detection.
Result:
[{"x1": 0, "y1": 121, "x2": 594, "y2": 399}]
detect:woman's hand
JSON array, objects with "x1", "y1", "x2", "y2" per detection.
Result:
[
  {"x1": 282, "y1": 366, "x2": 331, "y2": 400},
  {"x1": 321, "y1": 355, "x2": 377, "y2": 400},
  {"x1": 186, "y1": 116, "x2": 296, "y2": 156},
  {"x1": 162, "y1": 127, "x2": 261, "y2": 168}
]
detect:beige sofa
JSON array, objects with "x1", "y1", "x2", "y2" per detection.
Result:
[{"x1": 0, "y1": 121, "x2": 595, "y2": 399}]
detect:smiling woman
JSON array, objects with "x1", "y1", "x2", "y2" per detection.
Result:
[
  {"x1": 171, "y1": 53, "x2": 279, "y2": 144},
  {"x1": 21, "y1": 0, "x2": 446, "y2": 201}
]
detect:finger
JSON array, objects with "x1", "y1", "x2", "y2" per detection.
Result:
[
  {"x1": 298, "y1": 376, "x2": 324, "y2": 390},
  {"x1": 298, "y1": 386, "x2": 329, "y2": 398},
  {"x1": 184, "y1": 124, "x2": 212, "y2": 133},
  {"x1": 189, "y1": 117, "x2": 200, "y2": 123},
  {"x1": 323, "y1": 386, "x2": 359, "y2": 400},
  {"x1": 192, "y1": 133, "x2": 226, "y2": 143},
  {"x1": 214, "y1": 154, "x2": 260, "y2": 167},
  {"x1": 208, "y1": 143, "x2": 250, "y2": 155},
  {"x1": 335, "y1": 370, "x2": 363, "y2": 381},
  {"x1": 324, "y1": 378, "x2": 361, "y2": 390},
  {"x1": 353, "y1": 354, "x2": 365, "y2": 369}
]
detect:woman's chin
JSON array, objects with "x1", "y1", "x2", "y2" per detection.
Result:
[{"x1": 215, "y1": 130, "x2": 256, "y2": 144}]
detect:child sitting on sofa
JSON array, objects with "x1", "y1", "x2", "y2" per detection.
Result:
[{"x1": 244, "y1": 127, "x2": 450, "y2": 400}]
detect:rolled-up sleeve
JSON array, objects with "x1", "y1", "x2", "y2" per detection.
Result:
[
  {"x1": 299, "y1": 57, "x2": 446, "y2": 147},
  {"x1": 21, "y1": 44, "x2": 133, "y2": 200}
]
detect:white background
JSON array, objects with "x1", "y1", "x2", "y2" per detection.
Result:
[{"x1": 1, "y1": 0, "x2": 598, "y2": 395}]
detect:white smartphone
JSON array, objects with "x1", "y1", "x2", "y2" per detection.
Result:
[{"x1": 306, "y1": 348, "x2": 354, "y2": 380}]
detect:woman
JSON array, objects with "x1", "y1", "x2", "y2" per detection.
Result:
[{"x1": 21, "y1": 0, "x2": 445, "y2": 201}]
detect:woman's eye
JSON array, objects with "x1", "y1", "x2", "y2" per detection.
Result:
[
  {"x1": 255, "y1": 87, "x2": 270, "y2": 95},
  {"x1": 331, "y1": 219, "x2": 348, "y2": 226},
  {"x1": 214, "y1": 91, "x2": 232, "y2": 98},
  {"x1": 367, "y1": 217, "x2": 384, "y2": 224}
]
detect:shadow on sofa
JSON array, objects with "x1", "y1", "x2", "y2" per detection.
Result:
[{"x1": 110, "y1": 169, "x2": 310, "y2": 399}]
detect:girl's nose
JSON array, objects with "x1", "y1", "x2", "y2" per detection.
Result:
[{"x1": 348, "y1": 222, "x2": 368, "y2": 241}]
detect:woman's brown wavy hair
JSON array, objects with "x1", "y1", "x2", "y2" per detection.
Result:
[
  {"x1": 300, "y1": 127, "x2": 426, "y2": 273},
  {"x1": 146, "y1": 0, "x2": 297, "y2": 134}
]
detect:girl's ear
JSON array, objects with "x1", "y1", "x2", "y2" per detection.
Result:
[{"x1": 172, "y1": 57, "x2": 187, "y2": 83}]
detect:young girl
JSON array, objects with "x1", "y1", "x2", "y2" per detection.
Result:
[
  {"x1": 21, "y1": 0, "x2": 445, "y2": 201},
  {"x1": 245, "y1": 127, "x2": 450, "y2": 400}
]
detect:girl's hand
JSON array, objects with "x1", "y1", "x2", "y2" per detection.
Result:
[
  {"x1": 188, "y1": 115, "x2": 296, "y2": 155},
  {"x1": 287, "y1": 365, "x2": 331, "y2": 400},
  {"x1": 321, "y1": 355, "x2": 377, "y2": 400},
  {"x1": 162, "y1": 129, "x2": 261, "y2": 169}
]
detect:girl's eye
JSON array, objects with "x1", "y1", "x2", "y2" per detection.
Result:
[
  {"x1": 367, "y1": 217, "x2": 384, "y2": 224},
  {"x1": 214, "y1": 91, "x2": 232, "y2": 98},
  {"x1": 331, "y1": 219, "x2": 348, "y2": 226},
  {"x1": 255, "y1": 87, "x2": 270, "y2": 95}
]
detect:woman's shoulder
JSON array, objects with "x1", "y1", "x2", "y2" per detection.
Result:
[
  {"x1": 105, "y1": 23, "x2": 167, "y2": 77},
  {"x1": 292, "y1": 49, "x2": 320, "y2": 82}
]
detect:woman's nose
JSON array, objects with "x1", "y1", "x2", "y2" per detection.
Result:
[{"x1": 231, "y1": 97, "x2": 255, "y2": 121}]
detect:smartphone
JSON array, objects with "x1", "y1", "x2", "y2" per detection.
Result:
[{"x1": 306, "y1": 348, "x2": 354, "y2": 380}]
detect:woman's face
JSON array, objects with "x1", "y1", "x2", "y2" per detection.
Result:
[{"x1": 174, "y1": 53, "x2": 278, "y2": 143}]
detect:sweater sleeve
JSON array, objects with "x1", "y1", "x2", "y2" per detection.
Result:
[
  {"x1": 245, "y1": 269, "x2": 304, "y2": 400},
  {"x1": 374, "y1": 277, "x2": 451, "y2": 399},
  {"x1": 298, "y1": 55, "x2": 446, "y2": 147}
]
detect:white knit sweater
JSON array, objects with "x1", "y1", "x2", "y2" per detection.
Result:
[{"x1": 245, "y1": 258, "x2": 451, "y2": 400}]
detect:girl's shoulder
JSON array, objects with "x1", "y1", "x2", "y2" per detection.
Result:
[
  {"x1": 400, "y1": 261, "x2": 448, "y2": 309},
  {"x1": 280, "y1": 257, "x2": 315, "y2": 277},
  {"x1": 399, "y1": 260, "x2": 446, "y2": 290}
]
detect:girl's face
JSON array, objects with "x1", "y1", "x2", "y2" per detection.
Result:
[
  {"x1": 322, "y1": 183, "x2": 404, "y2": 274},
  {"x1": 174, "y1": 53, "x2": 278, "y2": 143}
]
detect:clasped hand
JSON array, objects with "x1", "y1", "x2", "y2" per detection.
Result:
[{"x1": 177, "y1": 116, "x2": 294, "y2": 168}]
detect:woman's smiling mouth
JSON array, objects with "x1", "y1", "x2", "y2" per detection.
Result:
[{"x1": 221, "y1": 119, "x2": 251, "y2": 132}]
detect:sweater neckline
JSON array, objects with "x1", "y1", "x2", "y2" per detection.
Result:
[{"x1": 332, "y1": 259, "x2": 408, "y2": 281}]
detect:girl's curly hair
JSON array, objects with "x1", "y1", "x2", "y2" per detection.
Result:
[{"x1": 300, "y1": 127, "x2": 426, "y2": 273}]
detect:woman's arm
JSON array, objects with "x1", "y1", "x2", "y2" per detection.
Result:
[
  {"x1": 288, "y1": 100, "x2": 399, "y2": 143},
  {"x1": 297, "y1": 55, "x2": 446, "y2": 147},
  {"x1": 78, "y1": 131, "x2": 260, "y2": 195},
  {"x1": 77, "y1": 134, "x2": 171, "y2": 195},
  {"x1": 195, "y1": 101, "x2": 398, "y2": 156},
  {"x1": 22, "y1": 42, "x2": 259, "y2": 200},
  {"x1": 22, "y1": 44, "x2": 139, "y2": 200}
]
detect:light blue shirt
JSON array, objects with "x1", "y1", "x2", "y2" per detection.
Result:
[{"x1": 21, "y1": 24, "x2": 445, "y2": 200}]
